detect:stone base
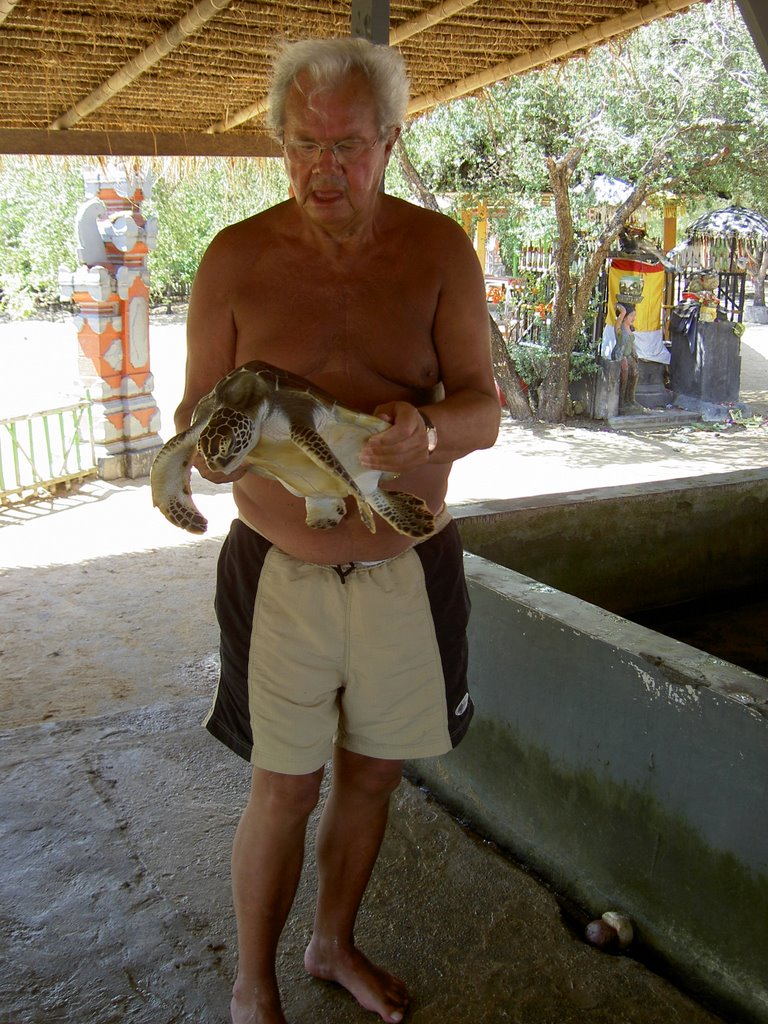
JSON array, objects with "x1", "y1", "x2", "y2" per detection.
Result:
[
  {"x1": 96, "y1": 442, "x2": 162, "y2": 482},
  {"x1": 672, "y1": 393, "x2": 753, "y2": 423},
  {"x1": 568, "y1": 359, "x2": 620, "y2": 419},
  {"x1": 124, "y1": 446, "x2": 162, "y2": 480},
  {"x1": 636, "y1": 359, "x2": 673, "y2": 409},
  {"x1": 745, "y1": 304, "x2": 768, "y2": 324}
]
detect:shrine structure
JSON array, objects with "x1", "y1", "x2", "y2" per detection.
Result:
[{"x1": 59, "y1": 165, "x2": 162, "y2": 479}]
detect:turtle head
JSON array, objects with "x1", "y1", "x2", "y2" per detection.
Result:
[{"x1": 199, "y1": 406, "x2": 260, "y2": 473}]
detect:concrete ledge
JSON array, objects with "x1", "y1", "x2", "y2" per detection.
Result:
[
  {"x1": 453, "y1": 468, "x2": 768, "y2": 616},
  {"x1": 410, "y1": 555, "x2": 768, "y2": 1024},
  {"x1": 606, "y1": 410, "x2": 701, "y2": 429}
]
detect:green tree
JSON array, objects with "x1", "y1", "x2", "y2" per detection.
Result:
[
  {"x1": 0, "y1": 158, "x2": 81, "y2": 317},
  {"x1": 399, "y1": 0, "x2": 768, "y2": 421},
  {"x1": 145, "y1": 158, "x2": 288, "y2": 302}
]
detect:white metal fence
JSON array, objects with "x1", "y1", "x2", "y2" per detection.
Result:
[{"x1": 0, "y1": 399, "x2": 97, "y2": 505}]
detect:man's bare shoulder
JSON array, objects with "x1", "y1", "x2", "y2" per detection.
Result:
[
  {"x1": 210, "y1": 199, "x2": 295, "y2": 249},
  {"x1": 383, "y1": 196, "x2": 473, "y2": 253}
]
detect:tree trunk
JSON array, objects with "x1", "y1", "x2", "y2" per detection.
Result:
[
  {"x1": 395, "y1": 138, "x2": 441, "y2": 212},
  {"x1": 489, "y1": 314, "x2": 533, "y2": 420},
  {"x1": 534, "y1": 138, "x2": 681, "y2": 422},
  {"x1": 753, "y1": 247, "x2": 768, "y2": 307},
  {"x1": 537, "y1": 309, "x2": 574, "y2": 421},
  {"x1": 537, "y1": 150, "x2": 580, "y2": 422}
]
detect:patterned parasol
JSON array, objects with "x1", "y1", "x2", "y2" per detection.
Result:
[
  {"x1": 685, "y1": 205, "x2": 768, "y2": 244},
  {"x1": 670, "y1": 206, "x2": 768, "y2": 270}
]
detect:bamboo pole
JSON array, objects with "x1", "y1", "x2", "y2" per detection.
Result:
[
  {"x1": 407, "y1": 0, "x2": 702, "y2": 116},
  {"x1": 49, "y1": 0, "x2": 235, "y2": 131},
  {"x1": 207, "y1": 99, "x2": 269, "y2": 135},
  {"x1": 0, "y1": 0, "x2": 22, "y2": 28},
  {"x1": 389, "y1": 0, "x2": 482, "y2": 45},
  {"x1": 205, "y1": 0, "x2": 483, "y2": 133}
]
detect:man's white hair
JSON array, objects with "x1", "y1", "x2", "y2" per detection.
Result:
[{"x1": 267, "y1": 37, "x2": 410, "y2": 138}]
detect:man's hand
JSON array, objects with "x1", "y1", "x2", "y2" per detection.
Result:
[{"x1": 359, "y1": 401, "x2": 433, "y2": 473}]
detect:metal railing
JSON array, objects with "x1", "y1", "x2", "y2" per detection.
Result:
[{"x1": 0, "y1": 398, "x2": 97, "y2": 506}]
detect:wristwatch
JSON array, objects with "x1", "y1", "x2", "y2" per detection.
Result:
[{"x1": 418, "y1": 410, "x2": 438, "y2": 454}]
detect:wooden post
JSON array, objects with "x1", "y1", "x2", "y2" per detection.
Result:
[
  {"x1": 351, "y1": 0, "x2": 390, "y2": 42},
  {"x1": 351, "y1": 0, "x2": 390, "y2": 192},
  {"x1": 475, "y1": 199, "x2": 488, "y2": 272},
  {"x1": 663, "y1": 202, "x2": 678, "y2": 254}
]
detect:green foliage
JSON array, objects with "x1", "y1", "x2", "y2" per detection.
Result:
[
  {"x1": 401, "y1": 0, "x2": 768, "y2": 245},
  {"x1": 505, "y1": 272, "x2": 602, "y2": 410},
  {"x1": 144, "y1": 158, "x2": 289, "y2": 301},
  {"x1": 0, "y1": 156, "x2": 289, "y2": 317},
  {"x1": 0, "y1": 158, "x2": 81, "y2": 317}
]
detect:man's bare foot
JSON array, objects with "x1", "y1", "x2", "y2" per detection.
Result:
[
  {"x1": 230, "y1": 976, "x2": 288, "y2": 1024},
  {"x1": 304, "y1": 938, "x2": 409, "y2": 1023}
]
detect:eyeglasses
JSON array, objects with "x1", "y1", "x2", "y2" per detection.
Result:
[{"x1": 282, "y1": 137, "x2": 380, "y2": 166}]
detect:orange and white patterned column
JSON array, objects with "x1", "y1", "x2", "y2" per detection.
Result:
[{"x1": 59, "y1": 165, "x2": 162, "y2": 479}]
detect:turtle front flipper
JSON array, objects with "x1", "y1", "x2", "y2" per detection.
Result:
[
  {"x1": 288, "y1": 423, "x2": 378, "y2": 532},
  {"x1": 368, "y1": 488, "x2": 435, "y2": 539},
  {"x1": 150, "y1": 422, "x2": 208, "y2": 534}
]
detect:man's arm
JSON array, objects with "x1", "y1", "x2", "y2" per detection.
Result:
[
  {"x1": 362, "y1": 215, "x2": 500, "y2": 473},
  {"x1": 174, "y1": 228, "x2": 240, "y2": 434},
  {"x1": 173, "y1": 227, "x2": 249, "y2": 483}
]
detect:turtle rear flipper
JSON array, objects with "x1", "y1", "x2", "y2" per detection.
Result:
[
  {"x1": 304, "y1": 497, "x2": 348, "y2": 530},
  {"x1": 368, "y1": 489, "x2": 435, "y2": 539}
]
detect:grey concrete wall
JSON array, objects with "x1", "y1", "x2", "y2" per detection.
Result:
[
  {"x1": 410, "y1": 555, "x2": 768, "y2": 1023},
  {"x1": 454, "y1": 468, "x2": 768, "y2": 616}
]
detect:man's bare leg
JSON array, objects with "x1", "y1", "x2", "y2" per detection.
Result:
[
  {"x1": 304, "y1": 748, "x2": 408, "y2": 1024},
  {"x1": 231, "y1": 766, "x2": 324, "y2": 1024}
]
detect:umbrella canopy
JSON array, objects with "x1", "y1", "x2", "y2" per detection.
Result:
[
  {"x1": 669, "y1": 205, "x2": 768, "y2": 270},
  {"x1": 685, "y1": 205, "x2": 768, "y2": 243}
]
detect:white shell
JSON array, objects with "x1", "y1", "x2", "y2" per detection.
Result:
[{"x1": 601, "y1": 911, "x2": 633, "y2": 948}]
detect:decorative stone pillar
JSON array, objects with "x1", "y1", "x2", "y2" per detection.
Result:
[{"x1": 59, "y1": 165, "x2": 162, "y2": 480}]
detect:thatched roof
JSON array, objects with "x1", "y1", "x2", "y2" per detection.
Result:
[{"x1": 0, "y1": 0, "x2": 706, "y2": 157}]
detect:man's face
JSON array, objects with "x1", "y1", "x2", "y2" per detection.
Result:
[{"x1": 282, "y1": 71, "x2": 395, "y2": 236}]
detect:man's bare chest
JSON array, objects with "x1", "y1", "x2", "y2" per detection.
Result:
[{"x1": 230, "y1": 257, "x2": 442, "y2": 405}]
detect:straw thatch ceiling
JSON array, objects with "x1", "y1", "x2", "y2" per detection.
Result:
[{"x1": 0, "y1": 0, "x2": 720, "y2": 157}]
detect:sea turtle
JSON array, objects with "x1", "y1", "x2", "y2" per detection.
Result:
[{"x1": 150, "y1": 360, "x2": 435, "y2": 539}]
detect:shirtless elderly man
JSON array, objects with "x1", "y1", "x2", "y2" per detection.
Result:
[{"x1": 176, "y1": 37, "x2": 500, "y2": 1024}]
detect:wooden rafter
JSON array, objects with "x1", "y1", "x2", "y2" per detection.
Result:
[
  {"x1": 390, "y1": 0, "x2": 482, "y2": 45},
  {"x1": 205, "y1": 0, "x2": 483, "y2": 134},
  {"x1": 408, "y1": 0, "x2": 700, "y2": 116},
  {"x1": 0, "y1": 128, "x2": 281, "y2": 157},
  {"x1": 0, "y1": 0, "x2": 22, "y2": 28},
  {"x1": 49, "y1": 0, "x2": 235, "y2": 131}
]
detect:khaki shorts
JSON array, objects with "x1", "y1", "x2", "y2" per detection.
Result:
[{"x1": 205, "y1": 516, "x2": 473, "y2": 774}]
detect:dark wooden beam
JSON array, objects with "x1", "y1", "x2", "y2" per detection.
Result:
[
  {"x1": 737, "y1": 0, "x2": 768, "y2": 75},
  {"x1": 0, "y1": 129, "x2": 282, "y2": 158},
  {"x1": 351, "y1": 0, "x2": 390, "y2": 43}
]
